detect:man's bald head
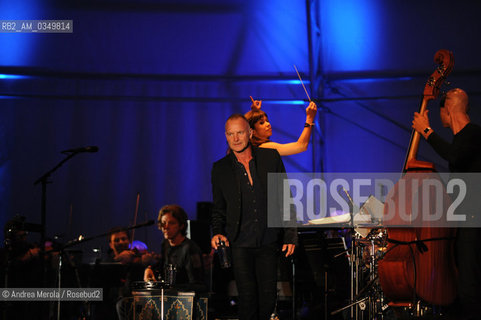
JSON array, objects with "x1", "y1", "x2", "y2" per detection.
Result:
[{"x1": 444, "y1": 88, "x2": 469, "y2": 114}]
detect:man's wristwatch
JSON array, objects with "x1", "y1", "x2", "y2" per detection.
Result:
[
  {"x1": 423, "y1": 127, "x2": 432, "y2": 134},
  {"x1": 304, "y1": 122, "x2": 315, "y2": 128}
]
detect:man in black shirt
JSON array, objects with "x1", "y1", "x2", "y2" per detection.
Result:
[
  {"x1": 412, "y1": 88, "x2": 481, "y2": 318},
  {"x1": 144, "y1": 204, "x2": 206, "y2": 292},
  {"x1": 211, "y1": 114, "x2": 297, "y2": 320}
]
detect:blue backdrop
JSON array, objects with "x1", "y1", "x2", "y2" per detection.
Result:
[{"x1": 1, "y1": 0, "x2": 481, "y2": 254}]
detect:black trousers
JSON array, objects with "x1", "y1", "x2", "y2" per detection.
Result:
[
  {"x1": 231, "y1": 244, "x2": 278, "y2": 320},
  {"x1": 456, "y1": 228, "x2": 481, "y2": 316}
]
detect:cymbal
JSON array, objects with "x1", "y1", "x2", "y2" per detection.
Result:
[
  {"x1": 308, "y1": 212, "x2": 351, "y2": 225},
  {"x1": 356, "y1": 223, "x2": 381, "y2": 228}
]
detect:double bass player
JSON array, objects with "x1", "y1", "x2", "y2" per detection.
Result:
[{"x1": 412, "y1": 88, "x2": 481, "y2": 319}]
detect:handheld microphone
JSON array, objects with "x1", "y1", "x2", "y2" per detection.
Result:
[{"x1": 61, "y1": 146, "x2": 99, "y2": 154}]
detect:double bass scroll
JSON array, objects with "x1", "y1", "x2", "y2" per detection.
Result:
[{"x1": 404, "y1": 49, "x2": 454, "y2": 172}]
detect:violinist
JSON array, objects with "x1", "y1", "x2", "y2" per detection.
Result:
[
  {"x1": 1, "y1": 216, "x2": 43, "y2": 286},
  {"x1": 1, "y1": 216, "x2": 44, "y2": 319},
  {"x1": 245, "y1": 98, "x2": 317, "y2": 156},
  {"x1": 412, "y1": 88, "x2": 481, "y2": 319},
  {"x1": 101, "y1": 227, "x2": 157, "y2": 320},
  {"x1": 108, "y1": 227, "x2": 157, "y2": 266}
]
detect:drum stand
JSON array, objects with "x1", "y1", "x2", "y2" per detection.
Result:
[
  {"x1": 331, "y1": 231, "x2": 385, "y2": 320},
  {"x1": 358, "y1": 234, "x2": 385, "y2": 320},
  {"x1": 330, "y1": 231, "x2": 362, "y2": 319},
  {"x1": 160, "y1": 287, "x2": 165, "y2": 320}
]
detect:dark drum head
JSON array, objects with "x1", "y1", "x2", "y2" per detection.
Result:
[{"x1": 130, "y1": 281, "x2": 168, "y2": 296}]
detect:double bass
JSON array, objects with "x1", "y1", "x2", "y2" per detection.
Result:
[{"x1": 377, "y1": 49, "x2": 457, "y2": 306}]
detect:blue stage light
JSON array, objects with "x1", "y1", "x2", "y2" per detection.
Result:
[
  {"x1": 0, "y1": 74, "x2": 27, "y2": 80},
  {"x1": 322, "y1": 0, "x2": 380, "y2": 71}
]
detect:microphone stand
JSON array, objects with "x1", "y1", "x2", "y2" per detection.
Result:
[
  {"x1": 54, "y1": 220, "x2": 155, "y2": 320},
  {"x1": 34, "y1": 152, "x2": 80, "y2": 250},
  {"x1": 33, "y1": 151, "x2": 85, "y2": 320},
  {"x1": 342, "y1": 188, "x2": 358, "y2": 320},
  {"x1": 63, "y1": 220, "x2": 155, "y2": 250},
  {"x1": 2, "y1": 236, "x2": 13, "y2": 319},
  {"x1": 33, "y1": 149, "x2": 98, "y2": 319},
  {"x1": 34, "y1": 151, "x2": 97, "y2": 288}
]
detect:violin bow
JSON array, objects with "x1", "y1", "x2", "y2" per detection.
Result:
[{"x1": 131, "y1": 192, "x2": 140, "y2": 244}]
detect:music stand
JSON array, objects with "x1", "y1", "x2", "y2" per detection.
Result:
[{"x1": 55, "y1": 220, "x2": 154, "y2": 320}]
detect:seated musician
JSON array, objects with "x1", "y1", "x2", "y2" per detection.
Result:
[
  {"x1": 0, "y1": 216, "x2": 44, "y2": 319},
  {"x1": 108, "y1": 226, "x2": 157, "y2": 266},
  {"x1": 100, "y1": 227, "x2": 157, "y2": 320},
  {"x1": 144, "y1": 204, "x2": 207, "y2": 293},
  {"x1": 1, "y1": 216, "x2": 42, "y2": 276}
]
